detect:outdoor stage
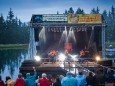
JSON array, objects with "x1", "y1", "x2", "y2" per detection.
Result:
[{"x1": 30, "y1": 14, "x2": 105, "y2": 59}]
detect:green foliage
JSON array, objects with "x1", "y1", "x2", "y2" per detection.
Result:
[
  {"x1": 0, "y1": 8, "x2": 30, "y2": 44},
  {"x1": 75, "y1": 7, "x2": 85, "y2": 14},
  {"x1": 68, "y1": 7, "x2": 74, "y2": 14}
]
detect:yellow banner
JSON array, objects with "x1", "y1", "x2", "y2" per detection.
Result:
[
  {"x1": 68, "y1": 14, "x2": 79, "y2": 23},
  {"x1": 68, "y1": 14, "x2": 102, "y2": 24},
  {"x1": 78, "y1": 14, "x2": 102, "y2": 24}
]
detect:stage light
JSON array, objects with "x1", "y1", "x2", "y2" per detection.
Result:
[
  {"x1": 95, "y1": 56, "x2": 101, "y2": 62},
  {"x1": 34, "y1": 56, "x2": 41, "y2": 61},
  {"x1": 60, "y1": 64, "x2": 64, "y2": 67},
  {"x1": 70, "y1": 54, "x2": 79, "y2": 61},
  {"x1": 58, "y1": 53, "x2": 66, "y2": 61}
]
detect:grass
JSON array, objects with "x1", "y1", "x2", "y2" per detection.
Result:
[
  {"x1": 0, "y1": 44, "x2": 28, "y2": 50},
  {"x1": 105, "y1": 42, "x2": 115, "y2": 48}
]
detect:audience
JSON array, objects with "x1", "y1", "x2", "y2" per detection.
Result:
[
  {"x1": 75, "y1": 72, "x2": 86, "y2": 86},
  {"x1": 5, "y1": 76, "x2": 15, "y2": 86},
  {"x1": 0, "y1": 75, "x2": 4, "y2": 86},
  {"x1": 61, "y1": 72, "x2": 76, "y2": 86},
  {"x1": 15, "y1": 73, "x2": 26, "y2": 86},
  {"x1": 39, "y1": 73, "x2": 50, "y2": 86},
  {"x1": 24, "y1": 67, "x2": 37, "y2": 86}
]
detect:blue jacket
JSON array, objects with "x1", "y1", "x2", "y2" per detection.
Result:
[
  {"x1": 61, "y1": 75, "x2": 76, "y2": 86},
  {"x1": 25, "y1": 71, "x2": 37, "y2": 86},
  {"x1": 75, "y1": 75, "x2": 86, "y2": 86}
]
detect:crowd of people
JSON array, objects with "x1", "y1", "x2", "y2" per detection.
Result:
[{"x1": 0, "y1": 67, "x2": 115, "y2": 86}]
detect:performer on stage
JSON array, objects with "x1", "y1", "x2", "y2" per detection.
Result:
[
  {"x1": 49, "y1": 49, "x2": 57, "y2": 64},
  {"x1": 64, "y1": 49, "x2": 71, "y2": 64}
]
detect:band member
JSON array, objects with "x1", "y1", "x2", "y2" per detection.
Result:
[
  {"x1": 64, "y1": 49, "x2": 71, "y2": 64},
  {"x1": 80, "y1": 49, "x2": 85, "y2": 57},
  {"x1": 49, "y1": 49, "x2": 57, "y2": 64}
]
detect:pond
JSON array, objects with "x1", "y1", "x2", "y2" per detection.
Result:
[{"x1": 0, "y1": 49, "x2": 28, "y2": 81}]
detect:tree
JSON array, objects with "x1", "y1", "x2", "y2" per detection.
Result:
[
  {"x1": 68, "y1": 7, "x2": 74, "y2": 14},
  {"x1": 64, "y1": 10, "x2": 68, "y2": 14},
  {"x1": 57, "y1": 11, "x2": 59, "y2": 14},
  {"x1": 0, "y1": 14, "x2": 6, "y2": 44},
  {"x1": 76, "y1": 8, "x2": 85, "y2": 14},
  {"x1": 90, "y1": 8, "x2": 97, "y2": 14},
  {"x1": 7, "y1": 8, "x2": 14, "y2": 22},
  {"x1": 96, "y1": 6, "x2": 100, "y2": 14},
  {"x1": 102, "y1": 10, "x2": 108, "y2": 23},
  {"x1": 111, "y1": 5, "x2": 115, "y2": 20}
]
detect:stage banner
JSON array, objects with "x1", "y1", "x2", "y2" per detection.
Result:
[
  {"x1": 43, "y1": 14, "x2": 67, "y2": 21},
  {"x1": 78, "y1": 14, "x2": 102, "y2": 24},
  {"x1": 68, "y1": 14, "x2": 102, "y2": 24},
  {"x1": 31, "y1": 15, "x2": 43, "y2": 23},
  {"x1": 68, "y1": 14, "x2": 79, "y2": 23}
]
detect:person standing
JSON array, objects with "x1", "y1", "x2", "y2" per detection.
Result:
[
  {"x1": 39, "y1": 73, "x2": 50, "y2": 86},
  {"x1": 5, "y1": 76, "x2": 15, "y2": 86},
  {"x1": 75, "y1": 72, "x2": 86, "y2": 86},
  {"x1": 61, "y1": 72, "x2": 76, "y2": 86},
  {"x1": 25, "y1": 67, "x2": 37, "y2": 86},
  {"x1": 0, "y1": 75, "x2": 4, "y2": 86},
  {"x1": 15, "y1": 73, "x2": 26, "y2": 86},
  {"x1": 86, "y1": 72, "x2": 95, "y2": 86},
  {"x1": 105, "y1": 70, "x2": 114, "y2": 86},
  {"x1": 51, "y1": 75, "x2": 61, "y2": 86}
]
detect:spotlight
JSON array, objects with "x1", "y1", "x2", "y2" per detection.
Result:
[
  {"x1": 95, "y1": 56, "x2": 101, "y2": 62},
  {"x1": 34, "y1": 56, "x2": 41, "y2": 61},
  {"x1": 70, "y1": 54, "x2": 79, "y2": 61},
  {"x1": 58, "y1": 53, "x2": 66, "y2": 62}
]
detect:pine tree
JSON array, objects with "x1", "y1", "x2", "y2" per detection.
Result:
[
  {"x1": 96, "y1": 6, "x2": 100, "y2": 14},
  {"x1": 7, "y1": 8, "x2": 14, "y2": 22},
  {"x1": 76, "y1": 8, "x2": 85, "y2": 14},
  {"x1": 90, "y1": 8, "x2": 97, "y2": 14},
  {"x1": 111, "y1": 5, "x2": 115, "y2": 20},
  {"x1": 64, "y1": 10, "x2": 68, "y2": 14},
  {"x1": 68, "y1": 7, "x2": 74, "y2": 14}
]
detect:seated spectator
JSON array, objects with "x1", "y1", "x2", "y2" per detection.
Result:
[
  {"x1": 61, "y1": 72, "x2": 76, "y2": 86},
  {"x1": 75, "y1": 72, "x2": 86, "y2": 86},
  {"x1": 15, "y1": 73, "x2": 26, "y2": 86},
  {"x1": 0, "y1": 75, "x2": 4, "y2": 86},
  {"x1": 39, "y1": 73, "x2": 50, "y2": 86},
  {"x1": 25, "y1": 67, "x2": 37, "y2": 86},
  {"x1": 5, "y1": 76, "x2": 15, "y2": 86}
]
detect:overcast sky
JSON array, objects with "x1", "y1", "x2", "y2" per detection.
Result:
[{"x1": 0, "y1": 0, "x2": 115, "y2": 22}]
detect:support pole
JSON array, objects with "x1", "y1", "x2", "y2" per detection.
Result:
[{"x1": 102, "y1": 24, "x2": 106, "y2": 59}]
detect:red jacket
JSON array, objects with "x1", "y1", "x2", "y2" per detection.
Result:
[
  {"x1": 39, "y1": 77, "x2": 50, "y2": 86},
  {"x1": 0, "y1": 80, "x2": 4, "y2": 86},
  {"x1": 15, "y1": 78, "x2": 26, "y2": 86}
]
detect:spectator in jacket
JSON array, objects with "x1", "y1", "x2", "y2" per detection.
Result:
[
  {"x1": 5, "y1": 76, "x2": 15, "y2": 86},
  {"x1": 105, "y1": 70, "x2": 114, "y2": 86},
  {"x1": 15, "y1": 73, "x2": 26, "y2": 86},
  {"x1": 61, "y1": 72, "x2": 76, "y2": 86},
  {"x1": 51, "y1": 75, "x2": 61, "y2": 86},
  {"x1": 75, "y1": 72, "x2": 86, "y2": 86},
  {"x1": 0, "y1": 75, "x2": 4, "y2": 86},
  {"x1": 25, "y1": 67, "x2": 37, "y2": 86},
  {"x1": 39, "y1": 73, "x2": 50, "y2": 86},
  {"x1": 86, "y1": 72, "x2": 95, "y2": 86}
]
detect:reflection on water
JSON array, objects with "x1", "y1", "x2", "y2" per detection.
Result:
[{"x1": 0, "y1": 49, "x2": 28, "y2": 81}]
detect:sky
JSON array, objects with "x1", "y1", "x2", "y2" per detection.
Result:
[{"x1": 0, "y1": 0, "x2": 115, "y2": 22}]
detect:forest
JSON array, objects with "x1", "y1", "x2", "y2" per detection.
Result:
[{"x1": 0, "y1": 6, "x2": 115, "y2": 44}]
